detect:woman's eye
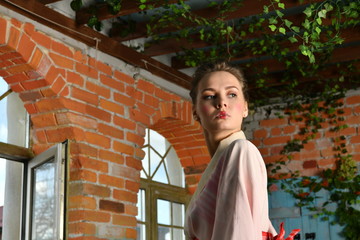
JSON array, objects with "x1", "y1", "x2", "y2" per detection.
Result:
[
  {"x1": 228, "y1": 93, "x2": 237, "y2": 98},
  {"x1": 203, "y1": 95, "x2": 215, "y2": 100}
]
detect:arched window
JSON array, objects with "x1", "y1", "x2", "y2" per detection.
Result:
[{"x1": 137, "y1": 129, "x2": 188, "y2": 240}]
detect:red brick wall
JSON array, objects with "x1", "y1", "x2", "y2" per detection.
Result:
[
  {"x1": 0, "y1": 14, "x2": 359, "y2": 239},
  {"x1": 0, "y1": 15, "x2": 208, "y2": 239},
  {"x1": 249, "y1": 94, "x2": 360, "y2": 177}
]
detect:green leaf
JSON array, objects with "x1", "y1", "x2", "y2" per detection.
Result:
[
  {"x1": 318, "y1": 9, "x2": 327, "y2": 19},
  {"x1": 227, "y1": 26, "x2": 233, "y2": 33},
  {"x1": 276, "y1": 10, "x2": 284, "y2": 18},
  {"x1": 300, "y1": 45, "x2": 308, "y2": 56},
  {"x1": 289, "y1": 36, "x2": 298, "y2": 43},
  {"x1": 303, "y1": 7, "x2": 312, "y2": 17},
  {"x1": 303, "y1": 31, "x2": 309, "y2": 43},
  {"x1": 199, "y1": 29, "x2": 205, "y2": 40},
  {"x1": 291, "y1": 26, "x2": 300, "y2": 33},
  {"x1": 284, "y1": 19, "x2": 292, "y2": 28},
  {"x1": 279, "y1": 27, "x2": 286, "y2": 34},
  {"x1": 316, "y1": 17, "x2": 322, "y2": 25},
  {"x1": 263, "y1": 5, "x2": 269, "y2": 14},
  {"x1": 303, "y1": 19, "x2": 310, "y2": 29},
  {"x1": 95, "y1": 21, "x2": 102, "y2": 31},
  {"x1": 324, "y1": 3, "x2": 333, "y2": 12},
  {"x1": 315, "y1": 26, "x2": 322, "y2": 34},
  {"x1": 278, "y1": 3, "x2": 285, "y2": 9},
  {"x1": 269, "y1": 25, "x2": 277, "y2": 31},
  {"x1": 87, "y1": 15, "x2": 98, "y2": 28},
  {"x1": 70, "y1": 0, "x2": 82, "y2": 11},
  {"x1": 309, "y1": 52, "x2": 315, "y2": 63},
  {"x1": 269, "y1": 17, "x2": 278, "y2": 25}
]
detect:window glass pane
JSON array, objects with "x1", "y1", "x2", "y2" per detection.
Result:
[
  {"x1": 150, "y1": 130, "x2": 167, "y2": 156},
  {"x1": 136, "y1": 189, "x2": 146, "y2": 221},
  {"x1": 144, "y1": 129, "x2": 149, "y2": 145},
  {"x1": 172, "y1": 203, "x2": 184, "y2": 227},
  {"x1": 157, "y1": 199, "x2": 170, "y2": 225},
  {"x1": 0, "y1": 77, "x2": 9, "y2": 142},
  {"x1": 158, "y1": 226, "x2": 171, "y2": 240},
  {"x1": 173, "y1": 228, "x2": 185, "y2": 240},
  {"x1": 1, "y1": 159, "x2": 24, "y2": 239},
  {"x1": 141, "y1": 149, "x2": 149, "y2": 178},
  {"x1": 140, "y1": 169, "x2": 147, "y2": 179},
  {"x1": 31, "y1": 158, "x2": 56, "y2": 240},
  {"x1": 150, "y1": 148, "x2": 162, "y2": 176},
  {"x1": 0, "y1": 77, "x2": 28, "y2": 147},
  {"x1": 0, "y1": 158, "x2": 5, "y2": 207},
  {"x1": 153, "y1": 162, "x2": 168, "y2": 184},
  {"x1": 165, "y1": 147, "x2": 184, "y2": 187},
  {"x1": 136, "y1": 223, "x2": 146, "y2": 240}
]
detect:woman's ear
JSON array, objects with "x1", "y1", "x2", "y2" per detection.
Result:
[
  {"x1": 243, "y1": 101, "x2": 249, "y2": 118},
  {"x1": 193, "y1": 109, "x2": 200, "y2": 122}
]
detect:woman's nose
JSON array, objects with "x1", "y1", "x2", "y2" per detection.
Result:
[{"x1": 216, "y1": 97, "x2": 227, "y2": 109}]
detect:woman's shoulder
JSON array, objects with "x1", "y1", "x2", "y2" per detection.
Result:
[
  {"x1": 224, "y1": 139, "x2": 263, "y2": 162},
  {"x1": 228, "y1": 139, "x2": 259, "y2": 152},
  {"x1": 220, "y1": 139, "x2": 266, "y2": 172}
]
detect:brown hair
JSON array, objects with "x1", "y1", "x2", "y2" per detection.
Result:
[{"x1": 189, "y1": 60, "x2": 249, "y2": 104}]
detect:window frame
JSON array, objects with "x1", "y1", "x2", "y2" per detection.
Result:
[
  {"x1": 0, "y1": 141, "x2": 68, "y2": 240},
  {"x1": 138, "y1": 128, "x2": 190, "y2": 240},
  {"x1": 25, "y1": 142, "x2": 68, "y2": 240},
  {"x1": 140, "y1": 178, "x2": 190, "y2": 240}
]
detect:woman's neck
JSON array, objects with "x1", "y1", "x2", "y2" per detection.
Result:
[{"x1": 204, "y1": 130, "x2": 237, "y2": 157}]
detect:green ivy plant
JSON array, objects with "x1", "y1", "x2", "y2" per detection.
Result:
[
  {"x1": 266, "y1": 82, "x2": 360, "y2": 240},
  {"x1": 70, "y1": 0, "x2": 359, "y2": 66},
  {"x1": 68, "y1": 1, "x2": 360, "y2": 238}
]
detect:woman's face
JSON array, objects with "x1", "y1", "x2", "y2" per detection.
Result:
[{"x1": 193, "y1": 71, "x2": 248, "y2": 138}]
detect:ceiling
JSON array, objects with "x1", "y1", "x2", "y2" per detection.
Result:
[{"x1": 1, "y1": 0, "x2": 359, "y2": 99}]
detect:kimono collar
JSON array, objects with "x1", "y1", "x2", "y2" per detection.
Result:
[
  {"x1": 189, "y1": 131, "x2": 246, "y2": 205},
  {"x1": 211, "y1": 130, "x2": 246, "y2": 163}
]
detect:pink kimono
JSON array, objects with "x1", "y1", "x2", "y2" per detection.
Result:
[{"x1": 185, "y1": 131, "x2": 290, "y2": 240}]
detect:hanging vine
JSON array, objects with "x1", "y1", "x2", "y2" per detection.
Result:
[
  {"x1": 69, "y1": 0, "x2": 360, "y2": 239},
  {"x1": 266, "y1": 80, "x2": 359, "y2": 239}
]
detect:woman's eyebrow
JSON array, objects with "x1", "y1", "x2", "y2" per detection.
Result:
[
  {"x1": 201, "y1": 88, "x2": 215, "y2": 93},
  {"x1": 201, "y1": 86, "x2": 239, "y2": 93},
  {"x1": 225, "y1": 86, "x2": 239, "y2": 90}
]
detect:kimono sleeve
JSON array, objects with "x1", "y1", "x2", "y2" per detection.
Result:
[{"x1": 211, "y1": 140, "x2": 271, "y2": 240}]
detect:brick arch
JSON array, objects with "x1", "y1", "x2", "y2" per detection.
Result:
[
  {"x1": 150, "y1": 100, "x2": 210, "y2": 194},
  {"x1": 0, "y1": 14, "x2": 212, "y2": 239},
  {"x1": 0, "y1": 17, "x2": 84, "y2": 155}
]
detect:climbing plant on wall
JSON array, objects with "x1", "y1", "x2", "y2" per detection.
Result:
[
  {"x1": 266, "y1": 84, "x2": 359, "y2": 240},
  {"x1": 69, "y1": 0, "x2": 360, "y2": 239}
]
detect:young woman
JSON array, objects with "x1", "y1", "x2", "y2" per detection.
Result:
[{"x1": 184, "y1": 61, "x2": 300, "y2": 240}]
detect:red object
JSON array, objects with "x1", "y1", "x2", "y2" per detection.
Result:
[{"x1": 263, "y1": 222, "x2": 301, "y2": 240}]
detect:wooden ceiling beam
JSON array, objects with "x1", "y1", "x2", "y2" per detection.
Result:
[
  {"x1": 76, "y1": 0, "x2": 178, "y2": 25},
  {"x1": 1, "y1": 0, "x2": 192, "y2": 89},
  {"x1": 111, "y1": 0, "x2": 325, "y2": 42},
  {"x1": 38, "y1": 0, "x2": 62, "y2": 4},
  {"x1": 246, "y1": 60, "x2": 360, "y2": 93},
  {"x1": 143, "y1": 12, "x2": 309, "y2": 57},
  {"x1": 146, "y1": 7, "x2": 347, "y2": 59},
  {"x1": 243, "y1": 43, "x2": 360, "y2": 78},
  {"x1": 245, "y1": 44, "x2": 360, "y2": 77},
  {"x1": 170, "y1": 24, "x2": 360, "y2": 70}
]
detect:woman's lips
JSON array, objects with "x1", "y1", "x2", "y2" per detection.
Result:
[{"x1": 216, "y1": 111, "x2": 229, "y2": 119}]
